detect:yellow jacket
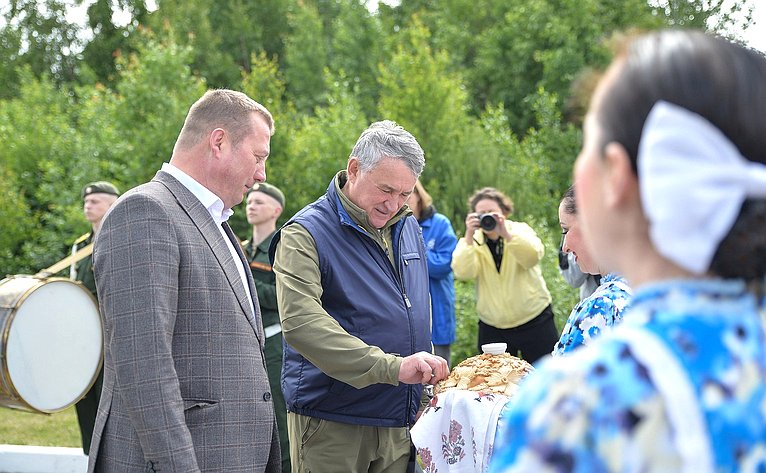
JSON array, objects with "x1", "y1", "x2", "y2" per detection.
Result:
[{"x1": 451, "y1": 220, "x2": 551, "y2": 328}]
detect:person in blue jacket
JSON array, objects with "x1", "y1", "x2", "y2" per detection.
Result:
[{"x1": 408, "y1": 180, "x2": 458, "y2": 366}]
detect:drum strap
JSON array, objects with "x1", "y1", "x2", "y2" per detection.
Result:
[{"x1": 36, "y1": 242, "x2": 94, "y2": 277}]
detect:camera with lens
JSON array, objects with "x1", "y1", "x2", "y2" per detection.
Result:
[{"x1": 478, "y1": 213, "x2": 497, "y2": 231}]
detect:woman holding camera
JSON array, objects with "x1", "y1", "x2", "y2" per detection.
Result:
[{"x1": 452, "y1": 187, "x2": 559, "y2": 363}]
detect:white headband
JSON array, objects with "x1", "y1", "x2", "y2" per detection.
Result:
[{"x1": 638, "y1": 101, "x2": 766, "y2": 275}]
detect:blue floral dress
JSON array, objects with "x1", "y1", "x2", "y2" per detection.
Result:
[
  {"x1": 490, "y1": 279, "x2": 766, "y2": 473},
  {"x1": 552, "y1": 273, "x2": 631, "y2": 356}
]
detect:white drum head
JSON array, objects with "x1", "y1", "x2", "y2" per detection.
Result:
[{"x1": 6, "y1": 280, "x2": 102, "y2": 412}]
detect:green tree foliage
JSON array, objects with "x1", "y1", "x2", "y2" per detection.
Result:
[
  {"x1": 0, "y1": 21, "x2": 25, "y2": 99},
  {"x1": 479, "y1": 90, "x2": 582, "y2": 228},
  {"x1": 401, "y1": 0, "x2": 752, "y2": 134},
  {"x1": 283, "y1": 1, "x2": 329, "y2": 112},
  {"x1": 0, "y1": 67, "x2": 86, "y2": 272},
  {"x1": 468, "y1": 0, "x2": 655, "y2": 132},
  {"x1": 242, "y1": 51, "x2": 288, "y2": 117},
  {"x1": 0, "y1": 168, "x2": 37, "y2": 274},
  {"x1": 327, "y1": 0, "x2": 385, "y2": 116},
  {"x1": 79, "y1": 0, "x2": 149, "y2": 85},
  {"x1": 281, "y1": 72, "x2": 369, "y2": 215},
  {"x1": 652, "y1": 0, "x2": 754, "y2": 30},
  {"x1": 146, "y1": 0, "x2": 240, "y2": 87},
  {"x1": 104, "y1": 32, "x2": 206, "y2": 184},
  {"x1": 0, "y1": 0, "x2": 82, "y2": 97},
  {"x1": 213, "y1": 0, "x2": 293, "y2": 73},
  {"x1": 394, "y1": 0, "x2": 660, "y2": 132}
]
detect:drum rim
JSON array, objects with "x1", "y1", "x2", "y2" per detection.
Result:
[{"x1": 0, "y1": 275, "x2": 104, "y2": 414}]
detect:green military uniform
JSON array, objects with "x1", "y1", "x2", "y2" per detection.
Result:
[
  {"x1": 72, "y1": 180, "x2": 119, "y2": 455},
  {"x1": 244, "y1": 233, "x2": 290, "y2": 473},
  {"x1": 72, "y1": 233, "x2": 96, "y2": 294},
  {"x1": 71, "y1": 231, "x2": 103, "y2": 455}
]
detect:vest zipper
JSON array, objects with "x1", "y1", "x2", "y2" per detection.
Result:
[
  {"x1": 396, "y1": 223, "x2": 417, "y2": 426},
  {"x1": 361, "y1": 218, "x2": 418, "y2": 426}
]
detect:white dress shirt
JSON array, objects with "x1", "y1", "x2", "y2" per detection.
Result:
[{"x1": 160, "y1": 163, "x2": 255, "y2": 317}]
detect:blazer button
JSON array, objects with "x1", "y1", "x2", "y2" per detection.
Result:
[{"x1": 263, "y1": 392, "x2": 272, "y2": 402}]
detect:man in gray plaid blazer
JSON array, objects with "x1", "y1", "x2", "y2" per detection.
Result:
[{"x1": 90, "y1": 89, "x2": 280, "y2": 472}]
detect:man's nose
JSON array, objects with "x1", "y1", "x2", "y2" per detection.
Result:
[
  {"x1": 254, "y1": 163, "x2": 266, "y2": 183},
  {"x1": 384, "y1": 198, "x2": 400, "y2": 213}
]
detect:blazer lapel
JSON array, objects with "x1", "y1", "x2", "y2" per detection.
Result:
[
  {"x1": 152, "y1": 171, "x2": 263, "y2": 346},
  {"x1": 222, "y1": 221, "x2": 265, "y2": 342}
]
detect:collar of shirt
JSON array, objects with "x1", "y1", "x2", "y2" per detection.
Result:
[{"x1": 161, "y1": 162, "x2": 234, "y2": 225}]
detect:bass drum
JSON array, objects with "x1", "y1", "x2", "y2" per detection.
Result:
[{"x1": 0, "y1": 275, "x2": 103, "y2": 413}]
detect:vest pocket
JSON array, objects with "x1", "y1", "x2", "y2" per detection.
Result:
[{"x1": 401, "y1": 252, "x2": 421, "y2": 265}]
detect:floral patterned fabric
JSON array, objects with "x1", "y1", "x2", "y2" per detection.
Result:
[
  {"x1": 552, "y1": 273, "x2": 632, "y2": 356},
  {"x1": 490, "y1": 279, "x2": 766, "y2": 473},
  {"x1": 412, "y1": 389, "x2": 508, "y2": 472}
]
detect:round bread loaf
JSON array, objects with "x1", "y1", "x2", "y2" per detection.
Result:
[{"x1": 433, "y1": 353, "x2": 534, "y2": 397}]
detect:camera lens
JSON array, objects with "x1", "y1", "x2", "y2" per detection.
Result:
[{"x1": 479, "y1": 214, "x2": 496, "y2": 231}]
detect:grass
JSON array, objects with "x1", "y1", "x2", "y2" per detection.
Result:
[{"x1": 0, "y1": 405, "x2": 81, "y2": 448}]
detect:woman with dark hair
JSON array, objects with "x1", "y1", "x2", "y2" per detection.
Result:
[
  {"x1": 552, "y1": 185, "x2": 631, "y2": 356},
  {"x1": 490, "y1": 30, "x2": 766, "y2": 472},
  {"x1": 452, "y1": 187, "x2": 559, "y2": 364}
]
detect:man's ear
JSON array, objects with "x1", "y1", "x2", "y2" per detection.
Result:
[
  {"x1": 347, "y1": 157, "x2": 360, "y2": 182},
  {"x1": 209, "y1": 128, "x2": 226, "y2": 159},
  {"x1": 603, "y1": 142, "x2": 638, "y2": 209}
]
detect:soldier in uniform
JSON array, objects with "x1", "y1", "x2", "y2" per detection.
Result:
[
  {"x1": 242, "y1": 182, "x2": 290, "y2": 473},
  {"x1": 71, "y1": 181, "x2": 120, "y2": 455}
]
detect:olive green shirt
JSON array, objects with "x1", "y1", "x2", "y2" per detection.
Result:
[
  {"x1": 273, "y1": 171, "x2": 412, "y2": 389},
  {"x1": 243, "y1": 231, "x2": 280, "y2": 328}
]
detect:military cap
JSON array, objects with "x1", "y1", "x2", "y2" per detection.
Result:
[
  {"x1": 248, "y1": 182, "x2": 285, "y2": 208},
  {"x1": 82, "y1": 181, "x2": 120, "y2": 199}
]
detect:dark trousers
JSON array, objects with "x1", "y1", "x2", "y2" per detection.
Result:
[
  {"x1": 75, "y1": 368, "x2": 103, "y2": 455},
  {"x1": 478, "y1": 305, "x2": 558, "y2": 364}
]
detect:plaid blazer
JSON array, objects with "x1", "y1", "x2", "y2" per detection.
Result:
[{"x1": 89, "y1": 171, "x2": 280, "y2": 472}]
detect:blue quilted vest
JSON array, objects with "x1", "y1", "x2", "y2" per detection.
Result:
[{"x1": 269, "y1": 179, "x2": 431, "y2": 427}]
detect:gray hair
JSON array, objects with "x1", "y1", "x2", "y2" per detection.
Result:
[
  {"x1": 350, "y1": 120, "x2": 425, "y2": 177},
  {"x1": 175, "y1": 89, "x2": 274, "y2": 151}
]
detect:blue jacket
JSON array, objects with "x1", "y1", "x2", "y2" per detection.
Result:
[
  {"x1": 269, "y1": 180, "x2": 432, "y2": 427},
  {"x1": 418, "y1": 209, "x2": 457, "y2": 345}
]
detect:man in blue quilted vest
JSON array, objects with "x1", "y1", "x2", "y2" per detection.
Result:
[{"x1": 269, "y1": 120, "x2": 449, "y2": 473}]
